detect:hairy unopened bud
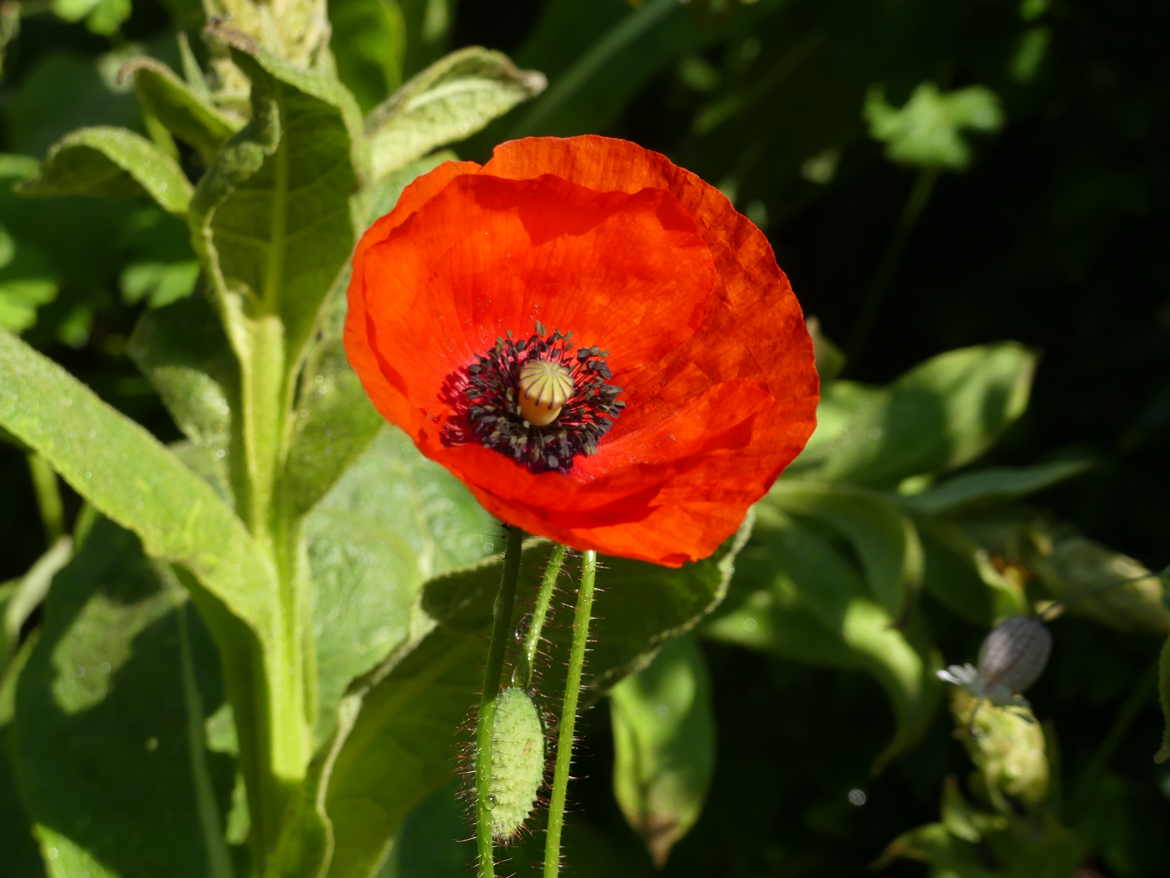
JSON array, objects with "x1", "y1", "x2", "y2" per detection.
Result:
[{"x1": 484, "y1": 687, "x2": 545, "y2": 842}]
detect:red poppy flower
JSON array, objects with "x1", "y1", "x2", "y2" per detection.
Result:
[{"x1": 345, "y1": 135, "x2": 818, "y2": 566}]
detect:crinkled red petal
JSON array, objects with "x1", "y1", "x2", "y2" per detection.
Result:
[{"x1": 345, "y1": 136, "x2": 819, "y2": 566}]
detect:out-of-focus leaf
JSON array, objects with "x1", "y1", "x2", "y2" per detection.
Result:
[
  {"x1": 906, "y1": 460, "x2": 1090, "y2": 515},
  {"x1": 118, "y1": 206, "x2": 200, "y2": 309},
  {"x1": 366, "y1": 46, "x2": 545, "y2": 179},
  {"x1": 51, "y1": 0, "x2": 131, "y2": 35},
  {"x1": 0, "y1": 225, "x2": 59, "y2": 333},
  {"x1": 705, "y1": 503, "x2": 939, "y2": 772},
  {"x1": 0, "y1": 4, "x2": 17, "y2": 80},
  {"x1": 877, "y1": 814, "x2": 999, "y2": 876},
  {"x1": 122, "y1": 58, "x2": 240, "y2": 164},
  {"x1": 128, "y1": 294, "x2": 238, "y2": 457},
  {"x1": 192, "y1": 24, "x2": 364, "y2": 366},
  {"x1": 819, "y1": 343, "x2": 1036, "y2": 488},
  {"x1": 866, "y1": 82, "x2": 1003, "y2": 170},
  {"x1": 12, "y1": 517, "x2": 234, "y2": 878},
  {"x1": 610, "y1": 633, "x2": 715, "y2": 868},
  {"x1": 789, "y1": 379, "x2": 883, "y2": 473},
  {"x1": 317, "y1": 524, "x2": 747, "y2": 878},
  {"x1": 18, "y1": 127, "x2": 193, "y2": 216},
  {"x1": 4, "y1": 52, "x2": 140, "y2": 157},
  {"x1": 1030, "y1": 533, "x2": 1170, "y2": 635},
  {"x1": 329, "y1": 0, "x2": 406, "y2": 112},
  {"x1": 1, "y1": 538, "x2": 72, "y2": 674},
  {"x1": 916, "y1": 518, "x2": 1027, "y2": 626},
  {"x1": 399, "y1": 0, "x2": 454, "y2": 75},
  {"x1": 772, "y1": 481, "x2": 922, "y2": 618}
]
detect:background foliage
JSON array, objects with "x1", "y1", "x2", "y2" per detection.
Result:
[{"x1": 2, "y1": 1, "x2": 1169, "y2": 876}]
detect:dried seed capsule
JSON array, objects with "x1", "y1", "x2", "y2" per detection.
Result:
[
  {"x1": 484, "y1": 687, "x2": 545, "y2": 842},
  {"x1": 975, "y1": 616, "x2": 1052, "y2": 703}
]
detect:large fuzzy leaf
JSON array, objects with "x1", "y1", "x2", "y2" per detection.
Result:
[
  {"x1": 12, "y1": 517, "x2": 234, "y2": 878},
  {"x1": 18, "y1": 126, "x2": 193, "y2": 215}
]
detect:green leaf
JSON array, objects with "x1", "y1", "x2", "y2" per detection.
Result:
[
  {"x1": 866, "y1": 82, "x2": 1003, "y2": 170},
  {"x1": 305, "y1": 428, "x2": 495, "y2": 744},
  {"x1": 128, "y1": 294, "x2": 239, "y2": 458},
  {"x1": 916, "y1": 518, "x2": 1027, "y2": 627},
  {"x1": 366, "y1": 46, "x2": 545, "y2": 179},
  {"x1": 610, "y1": 634, "x2": 715, "y2": 869},
  {"x1": 704, "y1": 505, "x2": 940, "y2": 772},
  {"x1": 191, "y1": 27, "x2": 365, "y2": 368},
  {"x1": 122, "y1": 58, "x2": 240, "y2": 164},
  {"x1": 905, "y1": 459, "x2": 1090, "y2": 515},
  {"x1": 0, "y1": 330, "x2": 272, "y2": 624},
  {"x1": 51, "y1": 0, "x2": 131, "y2": 35},
  {"x1": 0, "y1": 224, "x2": 59, "y2": 333},
  {"x1": 317, "y1": 524, "x2": 747, "y2": 878},
  {"x1": 12, "y1": 517, "x2": 234, "y2": 878},
  {"x1": 771, "y1": 481, "x2": 923, "y2": 618},
  {"x1": 818, "y1": 343, "x2": 1036, "y2": 488},
  {"x1": 18, "y1": 126, "x2": 193, "y2": 216},
  {"x1": 329, "y1": 0, "x2": 407, "y2": 112},
  {"x1": 1, "y1": 537, "x2": 72, "y2": 674},
  {"x1": 282, "y1": 291, "x2": 382, "y2": 520},
  {"x1": 0, "y1": 329, "x2": 298, "y2": 851},
  {"x1": 1028, "y1": 533, "x2": 1170, "y2": 635},
  {"x1": 787, "y1": 379, "x2": 882, "y2": 474}
]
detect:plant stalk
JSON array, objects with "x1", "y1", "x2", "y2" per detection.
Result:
[
  {"x1": 544, "y1": 549, "x2": 597, "y2": 878},
  {"x1": 475, "y1": 525, "x2": 525, "y2": 878},
  {"x1": 519, "y1": 543, "x2": 566, "y2": 689}
]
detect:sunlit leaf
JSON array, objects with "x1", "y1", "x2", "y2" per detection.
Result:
[
  {"x1": 0, "y1": 329, "x2": 294, "y2": 849},
  {"x1": 366, "y1": 46, "x2": 545, "y2": 179},
  {"x1": 122, "y1": 58, "x2": 240, "y2": 164},
  {"x1": 18, "y1": 126, "x2": 193, "y2": 216},
  {"x1": 866, "y1": 82, "x2": 1003, "y2": 170},
  {"x1": 191, "y1": 25, "x2": 365, "y2": 367},
  {"x1": 818, "y1": 343, "x2": 1036, "y2": 488}
]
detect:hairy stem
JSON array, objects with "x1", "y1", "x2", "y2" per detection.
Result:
[
  {"x1": 544, "y1": 549, "x2": 597, "y2": 878},
  {"x1": 519, "y1": 543, "x2": 566, "y2": 689},
  {"x1": 475, "y1": 525, "x2": 525, "y2": 877}
]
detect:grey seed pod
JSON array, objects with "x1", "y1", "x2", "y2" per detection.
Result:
[{"x1": 976, "y1": 616, "x2": 1052, "y2": 700}]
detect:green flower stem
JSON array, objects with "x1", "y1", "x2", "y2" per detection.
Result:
[
  {"x1": 475, "y1": 525, "x2": 525, "y2": 878},
  {"x1": 519, "y1": 543, "x2": 566, "y2": 689},
  {"x1": 27, "y1": 451, "x2": 64, "y2": 543},
  {"x1": 544, "y1": 549, "x2": 597, "y2": 878},
  {"x1": 232, "y1": 310, "x2": 312, "y2": 866}
]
